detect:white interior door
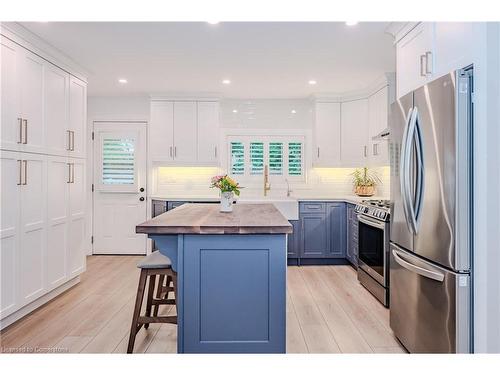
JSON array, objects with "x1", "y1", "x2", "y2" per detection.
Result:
[{"x1": 93, "y1": 122, "x2": 147, "y2": 255}]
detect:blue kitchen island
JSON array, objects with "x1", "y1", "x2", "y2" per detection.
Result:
[{"x1": 136, "y1": 203, "x2": 292, "y2": 353}]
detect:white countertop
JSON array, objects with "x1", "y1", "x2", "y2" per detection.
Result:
[{"x1": 150, "y1": 194, "x2": 389, "y2": 205}]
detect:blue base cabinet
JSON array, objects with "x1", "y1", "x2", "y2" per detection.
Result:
[
  {"x1": 346, "y1": 203, "x2": 359, "y2": 267},
  {"x1": 287, "y1": 201, "x2": 347, "y2": 264},
  {"x1": 152, "y1": 234, "x2": 287, "y2": 353}
]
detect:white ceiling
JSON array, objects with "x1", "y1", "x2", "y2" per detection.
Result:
[{"x1": 20, "y1": 22, "x2": 395, "y2": 98}]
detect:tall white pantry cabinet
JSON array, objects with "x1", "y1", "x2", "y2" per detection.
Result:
[{"x1": 0, "y1": 33, "x2": 87, "y2": 328}]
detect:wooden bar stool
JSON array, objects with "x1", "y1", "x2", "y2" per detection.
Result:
[{"x1": 127, "y1": 251, "x2": 177, "y2": 353}]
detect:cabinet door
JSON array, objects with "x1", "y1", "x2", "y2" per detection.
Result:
[
  {"x1": 327, "y1": 203, "x2": 346, "y2": 258},
  {"x1": 69, "y1": 76, "x2": 87, "y2": 158},
  {"x1": 19, "y1": 153, "x2": 47, "y2": 305},
  {"x1": 314, "y1": 102, "x2": 341, "y2": 167},
  {"x1": 341, "y1": 99, "x2": 368, "y2": 167},
  {"x1": 1, "y1": 37, "x2": 22, "y2": 151},
  {"x1": 150, "y1": 101, "x2": 174, "y2": 161},
  {"x1": 287, "y1": 220, "x2": 301, "y2": 258},
  {"x1": 396, "y1": 22, "x2": 434, "y2": 98},
  {"x1": 197, "y1": 102, "x2": 219, "y2": 165},
  {"x1": 45, "y1": 64, "x2": 69, "y2": 156},
  {"x1": 0, "y1": 152, "x2": 21, "y2": 318},
  {"x1": 68, "y1": 159, "x2": 86, "y2": 278},
  {"x1": 301, "y1": 214, "x2": 328, "y2": 258},
  {"x1": 47, "y1": 156, "x2": 70, "y2": 289},
  {"x1": 173, "y1": 101, "x2": 198, "y2": 163},
  {"x1": 433, "y1": 23, "x2": 475, "y2": 77},
  {"x1": 19, "y1": 48, "x2": 45, "y2": 154},
  {"x1": 368, "y1": 88, "x2": 389, "y2": 166}
]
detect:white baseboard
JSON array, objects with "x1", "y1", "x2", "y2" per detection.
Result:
[{"x1": 0, "y1": 276, "x2": 81, "y2": 331}]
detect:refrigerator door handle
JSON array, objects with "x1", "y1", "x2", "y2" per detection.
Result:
[
  {"x1": 400, "y1": 107, "x2": 415, "y2": 234},
  {"x1": 413, "y1": 108, "x2": 425, "y2": 230},
  {"x1": 392, "y1": 249, "x2": 445, "y2": 282}
]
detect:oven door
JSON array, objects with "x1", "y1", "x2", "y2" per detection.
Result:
[{"x1": 357, "y1": 215, "x2": 388, "y2": 286}]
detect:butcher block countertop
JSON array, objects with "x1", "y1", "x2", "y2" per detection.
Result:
[{"x1": 136, "y1": 203, "x2": 293, "y2": 235}]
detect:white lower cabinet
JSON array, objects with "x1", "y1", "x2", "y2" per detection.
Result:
[{"x1": 0, "y1": 151, "x2": 86, "y2": 324}]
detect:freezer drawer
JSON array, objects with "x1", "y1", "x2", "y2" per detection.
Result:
[{"x1": 389, "y1": 243, "x2": 471, "y2": 353}]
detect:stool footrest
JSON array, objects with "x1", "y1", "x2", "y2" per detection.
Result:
[
  {"x1": 152, "y1": 298, "x2": 176, "y2": 306},
  {"x1": 137, "y1": 316, "x2": 177, "y2": 325}
]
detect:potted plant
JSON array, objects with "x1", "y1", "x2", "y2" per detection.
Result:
[
  {"x1": 351, "y1": 167, "x2": 381, "y2": 197},
  {"x1": 210, "y1": 175, "x2": 242, "y2": 212}
]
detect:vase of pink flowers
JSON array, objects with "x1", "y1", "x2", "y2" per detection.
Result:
[{"x1": 210, "y1": 175, "x2": 242, "y2": 213}]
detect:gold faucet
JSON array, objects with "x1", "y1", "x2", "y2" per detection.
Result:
[{"x1": 264, "y1": 165, "x2": 271, "y2": 196}]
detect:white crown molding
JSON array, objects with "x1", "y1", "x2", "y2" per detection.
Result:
[
  {"x1": 312, "y1": 72, "x2": 396, "y2": 103},
  {"x1": 0, "y1": 22, "x2": 89, "y2": 81},
  {"x1": 150, "y1": 93, "x2": 220, "y2": 101},
  {"x1": 385, "y1": 22, "x2": 420, "y2": 43}
]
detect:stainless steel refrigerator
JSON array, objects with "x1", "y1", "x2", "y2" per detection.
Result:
[{"x1": 389, "y1": 68, "x2": 473, "y2": 353}]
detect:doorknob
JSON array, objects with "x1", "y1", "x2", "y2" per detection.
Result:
[
  {"x1": 139, "y1": 187, "x2": 144, "y2": 192},
  {"x1": 139, "y1": 197, "x2": 145, "y2": 201}
]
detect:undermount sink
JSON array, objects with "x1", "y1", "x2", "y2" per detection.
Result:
[{"x1": 236, "y1": 197, "x2": 299, "y2": 220}]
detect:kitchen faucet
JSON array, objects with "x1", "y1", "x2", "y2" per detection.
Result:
[{"x1": 264, "y1": 165, "x2": 271, "y2": 196}]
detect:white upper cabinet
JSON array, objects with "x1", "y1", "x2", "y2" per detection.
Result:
[
  {"x1": 1, "y1": 37, "x2": 22, "y2": 152},
  {"x1": 368, "y1": 87, "x2": 389, "y2": 166},
  {"x1": 341, "y1": 99, "x2": 369, "y2": 167},
  {"x1": 45, "y1": 64, "x2": 69, "y2": 156},
  {"x1": 313, "y1": 102, "x2": 341, "y2": 167},
  {"x1": 149, "y1": 99, "x2": 220, "y2": 165},
  {"x1": 150, "y1": 101, "x2": 174, "y2": 162},
  {"x1": 396, "y1": 22, "x2": 434, "y2": 98},
  {"x1": 19, "y1": 48, "x2": 45, "y2": 155},
  {"x1": 69, "y1": 76, "x2": 87, "y2": 159},
  {"x1": 173, "y1": 101, "x2": 198, "y2": 163},
  {"x1": 197, "y1": 101, "x2": 220, "y2": 165}
]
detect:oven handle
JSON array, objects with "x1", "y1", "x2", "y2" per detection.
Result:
[
  {"x1": 392, "y1": 249, "x2": 445, "y2": 282},
  {"x1": 357, "y1": 215, "x2": 386, "y2": 230}
]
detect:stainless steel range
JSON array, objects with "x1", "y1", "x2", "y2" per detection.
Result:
[{"x1": 355, "y1": 199, "x2": 391, "y2": 307}]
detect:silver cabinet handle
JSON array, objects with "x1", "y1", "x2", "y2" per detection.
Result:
[
  {"x1": 420, "y1": 54, "x2": 426, "y2": 77},
  {"x1": 317, "y1": 147, "x2": 320, "y2": 158},
  {"x1": 392, "y1": 249, "x2": 444, "y2": 282},
  {"x1": 22, "y1": 119, "x2": 27, "y2": 144},
  {"x1": 71, "y1": 131, "x2": 75, "y2": 151},
  {"x1": 363, "y1": 145, "x2": 367, "y2": 157},
  {"x1": 425, "y1": 51, "x2": 433, "y2": 75},
  {"x1": 17, "y1": 118, "x2": 23, "y2": 144},
  {"x1": 22, "y1": 160, "x2": 27, "y2": 185},
  {"x1": 17, "y1": 160, "x2": 23, "y2": 185},
  {"x1": 67, "y1": 163, "x2": 72, "y2": 183},
  {"x1": 169, "y1": 146, "x2": 173, "y2": 158},
  {"x1": 67, "y1": 130, "x2": 72, "y2": 150},
  {"x1": 174, "y1": 146, "x2": 177, "y2": 158},
  {"x1": 71, "y1": 163, "x2": 75, "y2": 183}
]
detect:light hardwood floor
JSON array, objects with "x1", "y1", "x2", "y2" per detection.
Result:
[{"x1": 0, "y1": 256, "x2": 406, "y2": 354}]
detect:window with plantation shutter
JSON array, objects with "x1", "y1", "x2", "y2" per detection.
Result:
[
  {"x1": 250, "y1": 142, "x2": 264, "y2": 175},
  {"x1": 230, "y1": 142, "x2": 245, "y2": 175},
  {"x1": 269, "y1": 142, "x2": 283, "y2": 175},
  {"x1": 288, "y1": 142, "x2": 302, "y2": 176},
  {"x1": 102, "y1": 138, "x2": 135, "y2": 185},
  {"x1": 227, "y1": 135, "x2": 304, "y2": 181}
]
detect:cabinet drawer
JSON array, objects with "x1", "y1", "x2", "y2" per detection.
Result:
[{"x1": 299, "y1": 202, "x2": 326, "y2": 213}]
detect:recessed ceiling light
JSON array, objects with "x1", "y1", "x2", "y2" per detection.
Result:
[
  {"x1": 291, "y1": 110, "x2": 297, "y2": 114},
  {"x1": 232, "y1": 109, "x2": 238, "y2": 113},
  {"x1": 308, "y1": 80, "x2": 317, "y2": 85},
  {"x1": 222, "y1": 79, "x2": 231, "y2": 85},
  {"x1": 207, "y1": 21, "x2": 220, "y2": 25},
  {"x1": 118, "y1": 78, "x2": 128, "y2": 84},
  {"x1": 345, "y1": 21, "x2": 358, "y2": 26}
]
